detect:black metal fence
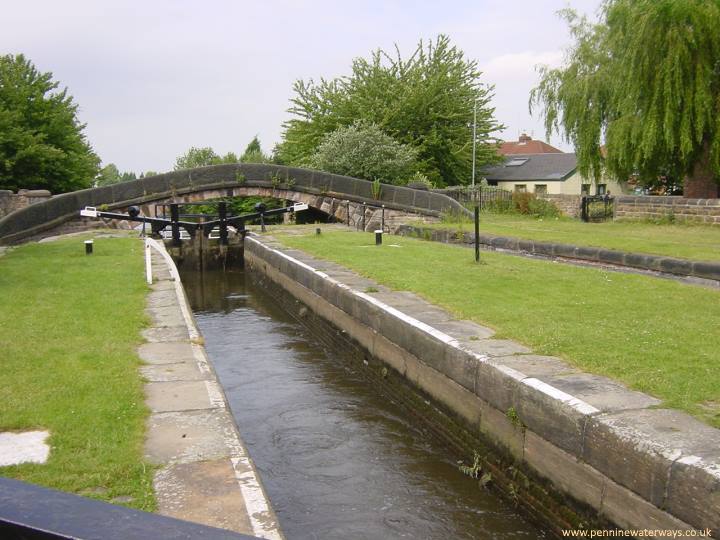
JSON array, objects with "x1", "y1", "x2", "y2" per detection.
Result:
[
  {"x1": 580, "y1": 195, "x2": 615, "y2": 222},
  {"x1": 434, "y1": 186, "x2": 513, "y2": 211}
]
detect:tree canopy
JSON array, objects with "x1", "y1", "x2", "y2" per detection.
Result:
[
  {"x1": 240, "y1": 136, "x2": 270, "y2": 163},
  {"x1": 0, "y1": 54, "x2": 99, "y2": 192},
  {"x1": 174, "y1": 146, "x2": 237, "y2": 170},
  {"x1": 531, "y1": 0, "x2": 720, "y2": 197},
  {"x1": 94, "y1": 163, "x2": 136, "y2": 186},
  {"x1": 310, "y1": 122, "x2": 418, "y2": 184},
  {"x1": 275, "y1": 35, "x2": 503, "y2": 187},
  {"x1": 174, "y1": 137, "x2": 270, "y2": 170}
]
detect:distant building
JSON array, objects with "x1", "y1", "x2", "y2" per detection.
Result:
[
  {"x1": 499, "y1": 133, "x2": 563, "y2": 155},
  {"x1": 482, "y1": 153, "x2": 626, "y2": 196}
]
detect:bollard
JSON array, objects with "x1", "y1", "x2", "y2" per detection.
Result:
[
  {"x1": 375, "y1": 229, "x2": 383, "y2": 245},
  {"x1": 84, "y1": 240, "x2": 93, "y2": 255}
]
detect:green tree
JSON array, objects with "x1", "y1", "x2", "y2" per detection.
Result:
[
  {"x1": 241, "y1": 136, "x2": 269, "y2": 163},
  {"x1": 0, "y1": 54, "x2": 99, "y2": 192},
  {"x1": 95, "y1": 163, "x2": 120, "y2": 186},
  {"x1": 94, "y1": 164, "x2": 136, "y2": 187},
  {"x1": 174, "y1": 147, "x2": 221, "y2": 170},
  {"x1": 174, "y1": 147, "x2": 242, "y2": 170},
  {"x1": 275, "y1": 35, "x2": 502, "y2": 186},
  {"x1": 531, "y1": 1, "x2": 720, "y2": 198},
  {"x1": 309, "y1": 122, "x2": 417, "y2": 184}
]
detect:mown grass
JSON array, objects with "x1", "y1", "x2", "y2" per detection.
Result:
[
  {"x1": 426, "y1": 213, "x2": 720, "y2": 262},
  {"x1": 0, "y1": 235, "x2": 155, "y2": 510},
  {"x1": 277, "y1": 230, "x2": 720, "y2": 428}
]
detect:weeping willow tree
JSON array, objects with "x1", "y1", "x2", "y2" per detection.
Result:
[{"x1": 531, "y1": 1, "x2": 720, "y2": 197}]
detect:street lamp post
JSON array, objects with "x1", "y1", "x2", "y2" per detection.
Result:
[{"x1": 471, "y1": 98, "x2": 478, "y2": 188}]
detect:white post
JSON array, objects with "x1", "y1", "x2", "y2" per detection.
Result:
[{"x1": 145, "y1": 238, "x2": 152, "y2": 285}]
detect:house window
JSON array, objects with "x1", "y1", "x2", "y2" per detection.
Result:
[
  {"x1": 597, "y1": 183, "x2": 607, "y2": 195},
  {"x1": 506, "y1": 158, "x2": 528, "y2": 167},
  {"x1": 581, "y1": 184, "x2": 591, "y2": 195},
  {"x1": 515, "y1": 184, "x2": 527, "y2": 193},
  {"x1": 534, "y1": 184, "x2": 547, "y2": 195}
]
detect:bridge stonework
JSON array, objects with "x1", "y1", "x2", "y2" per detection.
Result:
[
  {"x1": 146, "y1": 186, "x2": 440, "y2": 232},
  {"x1": 0, "y1": 164, "x2": 466, "y2": 244}
]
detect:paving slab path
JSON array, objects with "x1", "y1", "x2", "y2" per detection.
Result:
[{"x1": 141, "y1": 245, "x2": 282, "y2": 540}]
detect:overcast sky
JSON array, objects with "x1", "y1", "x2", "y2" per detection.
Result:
[{"x1": 3, "y1": 0, "x2": 602, "y2": 174}]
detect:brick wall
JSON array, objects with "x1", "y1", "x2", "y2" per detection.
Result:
[
  {"x1": 615, "y1": 196, "x2": 720, "y2": 224},
  {"x1": 0, "y1": 189, "x2": 52, "y2": 218}
]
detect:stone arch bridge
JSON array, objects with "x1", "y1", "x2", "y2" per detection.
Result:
[{"x1": 0, "y1": 164, "x2": 468, "y2": 244}]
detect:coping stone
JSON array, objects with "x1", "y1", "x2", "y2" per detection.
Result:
[
  {"x1": 138, "y1": 342, "x2": 196, "y2": 365},
  {"x1": 513, "y1": 378, "x2": 589, "y2": 456},
  {"x1": 432, "y1": 320, "x2": 495, "y2": 341},
  {"x1": 140, "y1": 362, "x2": 210, "y2": 383},
  {"x1": 145, "y1": 410, "x2": 240, "y2": 465},
  {"x1": 147, "y1": 290, "x2": 180, "y2": 309},
  {"x1": 153, "y1": 459, "x2": 253, "y2": 534},
  {"x1": 666, "y1": 450, "x2": 720, "y2": 530},
  {"x1": 583, "y1": 408, "x2": 720, "y2": 507},
  {"x1": 461, "y1": 339, "x2": 532, "y2": 357},
  {"x1": 142, "y1": 326, "x2": 190, "y2": 343},
  {"x1": 541, "y1": 373, "x2": 661, "y2": 413},
  {"x1": 490, "y1": 354, "x2": 579, "y2": 379},
  {"x1": 145, "y1": 381, "x2": 216, "y2": 413},
  {"x1": 146, "y1": 306, "x2": 186, "y2": 327}
]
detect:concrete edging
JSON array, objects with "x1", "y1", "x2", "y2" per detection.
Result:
[
  {"x1": 244, "y1": 234, "x2": 719, "y2": 533},
  {"x1": 395, "y1": 224, "x2": 720, "y2": 283},
  {"x1": 139, "y1": 240, "x2": 282, "y2": 540}
]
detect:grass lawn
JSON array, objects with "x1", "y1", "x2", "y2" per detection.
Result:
[
  {"x1": 424, "y1": 213, "x2": 720, "y2": 262},
  {"x1": 276, "y1": 229, "x2": 720, "y2": 428},
  {"x1": 0, "y1": 235, "x2": 155, "y2": 510}
]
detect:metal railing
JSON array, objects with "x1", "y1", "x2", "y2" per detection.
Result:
[
  {"x1": 580, "y1": 195, "x2": 615, "y2": 222},
  {"x1": 434, "y1": 185, "x2": 513, "y2": 211}
]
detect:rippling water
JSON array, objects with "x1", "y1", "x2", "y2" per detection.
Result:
[{"x1": 182, "y1": 268, "x2": 546, "y2": 540}]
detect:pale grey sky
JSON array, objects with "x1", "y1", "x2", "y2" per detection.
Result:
[{"x1": 2, "y1": 0, "x2": 602, "y2": 174}]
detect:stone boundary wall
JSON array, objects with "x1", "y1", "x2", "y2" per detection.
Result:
[
  {"x1": 0, "y1": 164, "x2": 468, "y2": 244},
  {"x1": 616, "y1": 196, "x2": 720, "y2": 224},
  {"x1": 395, "y1": 225, "x2": 720, "y2": 284},
  {"x1": 0, "y1": 189, "x2": 52, "y2": 218},
  {"x1": 539, "y1": 194, "x2": 582, "y2": 218},
  {"x1": 244, "y1": 235, "x2": 719, "y2": 533}
]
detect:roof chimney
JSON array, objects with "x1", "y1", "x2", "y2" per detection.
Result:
[{"x1": 518, "y1": 133, "x2": 532, "y2": 143}]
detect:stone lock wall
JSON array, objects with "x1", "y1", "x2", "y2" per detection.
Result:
[{"x1": 244, "y1": 235, "x2": 720, "y2": 535}]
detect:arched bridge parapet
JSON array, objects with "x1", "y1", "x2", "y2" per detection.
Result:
[{"x1": 0, "y1": 164, "x2": 470, "y2": 244}]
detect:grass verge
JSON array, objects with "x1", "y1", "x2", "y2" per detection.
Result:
[
  {"x1": 277, "y1": 230, "x2": 720, "y2": 428},
  {"x1": 0, "y1": 235, "x2": 155, "y2": 510},
  {"x1": 425, "y1": 213, "x2": 720, "y2": 262}
]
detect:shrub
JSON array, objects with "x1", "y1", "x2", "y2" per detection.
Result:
[
  {"x1": 512, "y1": 192, "x2": 534, "y2": 214},
  {"x1": 511, "y1": 192, "x2": 560, "y2": 218},
  {"x1": 405, "y1": 171, "x2": 434, "y2": 190},
  {"x1": 309, "y1": 122, "x2": 418, "y2": 184},
  {"x1": 527, "y1": 197, "x2": 560, "y2": 218}
]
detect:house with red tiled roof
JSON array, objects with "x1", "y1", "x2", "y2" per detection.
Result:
[
  {"x1": 482, "y1": 153, "x2": 628, "y2": 196},
  {"x1": 499, "y1": 133, "x2": 563, "y2": 155}
]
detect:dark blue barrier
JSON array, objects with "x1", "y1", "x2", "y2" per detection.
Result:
[{"x1": 0, "y1": 477, "x2": 259, "y2": 540}]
